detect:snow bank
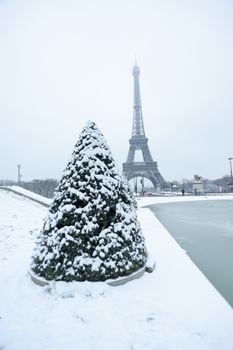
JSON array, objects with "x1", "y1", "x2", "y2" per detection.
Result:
[
  {"x1": 137, "y1": 193, "x2": 233, "y2": 208},
  {"x1": 0, "y1": 191, "x2": 233, "y2": 350},
  {"x1": 0, "y1": 186, "x2": 52, "y2": 207}
]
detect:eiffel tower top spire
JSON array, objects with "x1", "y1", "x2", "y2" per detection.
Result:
[{"x1": 132, "y1": 64, "x2": 145, "y2": 137}]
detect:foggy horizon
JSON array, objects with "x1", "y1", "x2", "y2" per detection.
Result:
[{"x1": 1, "y1": 0, "x2": 233, "y2": 183}]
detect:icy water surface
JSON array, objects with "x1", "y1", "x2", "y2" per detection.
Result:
[{"x1": 148, "y1": 200, "x2": 233, "y2": 308}]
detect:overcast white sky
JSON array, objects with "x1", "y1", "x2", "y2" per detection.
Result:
[{"x1": 1, "y1": 0, "x2": 233, "y2": 182}]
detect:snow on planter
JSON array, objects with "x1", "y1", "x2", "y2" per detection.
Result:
[{"x1": 31, "y1": 121, "x2": 147, "y2": 282}]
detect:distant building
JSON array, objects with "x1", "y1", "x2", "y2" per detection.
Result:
[{"x1": 204, "y1": 183, "x2": 218, "y2": 193}]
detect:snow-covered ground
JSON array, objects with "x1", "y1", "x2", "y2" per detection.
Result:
[{"x1": 1, "y1": 189, "x2": 233, "y2": 350}]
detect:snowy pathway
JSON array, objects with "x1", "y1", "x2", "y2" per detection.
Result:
[{"x1": 0, "y1": 190, "x2": 233, "y2": 350}]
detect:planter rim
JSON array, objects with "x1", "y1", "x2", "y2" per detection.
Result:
[{"x1": 29, "y1": 261, "x2": 155, "y2": 287}]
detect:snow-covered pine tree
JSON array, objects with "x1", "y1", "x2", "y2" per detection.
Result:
[{"x1": 31, "y1": 121, "x2": 147, "y2": 282}]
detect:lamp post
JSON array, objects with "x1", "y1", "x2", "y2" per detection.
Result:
[
  {"x1": 141, "y1": 176, "x2": 144, "y2": 195},
  {"x1": 228, "y1": 157, "x2": 233, "y2": 192},
  {"x1": 134, "y1": 177, "x2": 138, "y2": 195},
  {"x1": 17, "y1": 164, "x2": 22, "y2": 186}
]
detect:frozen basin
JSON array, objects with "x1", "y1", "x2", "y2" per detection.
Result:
[{"x1": 148, "y1": 200, "x2": 233, "y2": 308}]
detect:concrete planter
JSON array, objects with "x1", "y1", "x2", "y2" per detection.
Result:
[{"x1": 29, "y1": 261, "x2": 155, "y2": 288}]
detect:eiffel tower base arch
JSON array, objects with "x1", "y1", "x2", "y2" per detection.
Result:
[{"x1": 123, "y1": 161, "x2": 166, "y2": 190}]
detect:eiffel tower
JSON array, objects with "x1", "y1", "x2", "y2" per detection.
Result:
[{"x1": 123, "y1": 64, "x2": 166, "y2": 190}]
